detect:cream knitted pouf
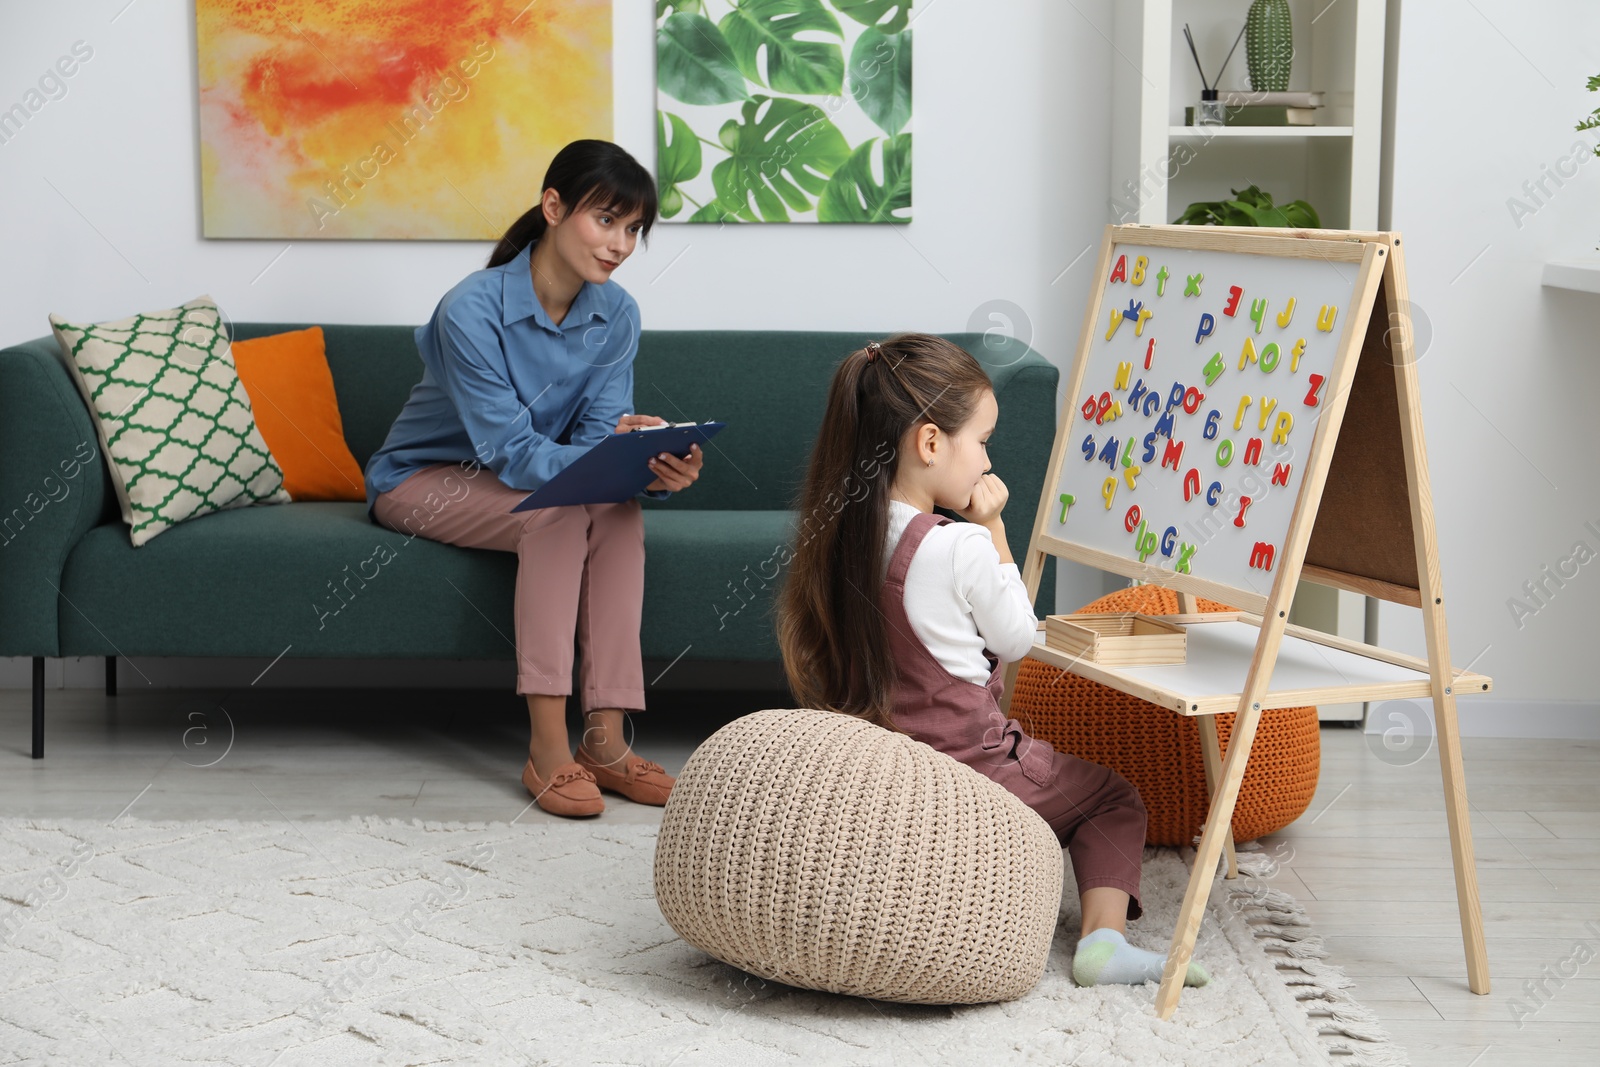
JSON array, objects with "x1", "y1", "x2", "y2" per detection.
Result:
[{"x1": 653, "y1": 708, "x2": 1064, "y2": 1005}]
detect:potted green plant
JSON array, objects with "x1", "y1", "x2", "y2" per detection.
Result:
[{"x1": 1173, "y1": 184, "x2": 1321, "y2": 227}]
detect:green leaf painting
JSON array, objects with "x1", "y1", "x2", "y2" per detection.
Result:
[
  {"x1": 848, "y1": 28, "x2": 910, "y2": 136},
  {"x1": 656, "y1": 112, "x2": 702, "y2": 219},
  {"x1": 721, "y1": 0, "x2": 844, "y2": 96},
  {"x1": 657, "y1": 13, "x2": 749, "y2": 106},
  {"x1": 834, "y1": 0, "x2": 911, "y2": 34},
  {"x1": 818, "y1": 133, "x2": 910, "y2": 222},
  {"x1": 657, "y1": 0, "x2": 912, "y2": 223}
]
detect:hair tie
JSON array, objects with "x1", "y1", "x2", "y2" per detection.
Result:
[{"x1": 864, "y1": 340, "x2": 881, "y2": 364}]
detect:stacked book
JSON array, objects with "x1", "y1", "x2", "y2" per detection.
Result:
[{"x1": 1186, "y1": 90, "x2": 1325, "y2": 127}]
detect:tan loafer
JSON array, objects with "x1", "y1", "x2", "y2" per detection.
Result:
[
  {"x1": 522, "y1": 758, "x2": 604, "y2": 817},
  {"x1": 575, "y1": 747, "x2": 675, "y2": 806}
]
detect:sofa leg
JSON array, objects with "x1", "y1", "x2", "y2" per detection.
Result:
[
  {"x1": 106, "y1": 655, "x2": 117, "y2": 697},
  {"x1": 32, "y1": 657, "x2": 44, "y2": 759}
]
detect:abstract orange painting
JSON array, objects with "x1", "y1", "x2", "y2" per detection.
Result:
[{"x1": 196, "y1": 0, "x2": 612, "y2": 239}]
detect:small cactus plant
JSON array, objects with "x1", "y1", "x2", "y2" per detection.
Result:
[{"x1": 1246, "y1": 0, "x2": 1293, "y2": 92}]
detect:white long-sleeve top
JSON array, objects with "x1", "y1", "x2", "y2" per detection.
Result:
[{"x1": 882, "y1": 499, "x2": 1040, "y2": 686}]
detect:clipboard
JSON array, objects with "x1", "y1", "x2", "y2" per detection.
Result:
[{"x1": 511, "y1": 421, "x2": 726, "y2": 511}]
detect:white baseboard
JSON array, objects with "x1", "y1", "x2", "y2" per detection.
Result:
[{"x1": 1364, "y1": 697, "x2": 1600, "y2": 740}]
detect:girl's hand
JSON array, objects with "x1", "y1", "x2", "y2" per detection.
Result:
[
  {"x1": 615, "y1": 413, "x2": 667, "y2": 433},
  {"x1": 956, "y1": 473, "x2": 1009, "y2": 525},
  {"x1": 646, "y1": 443, "x2": 703, "y2": 493}
]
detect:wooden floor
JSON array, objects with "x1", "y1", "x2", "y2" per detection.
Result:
[{"x1": 4, "y1": 686, "x2": 1597, "y2": 1065}]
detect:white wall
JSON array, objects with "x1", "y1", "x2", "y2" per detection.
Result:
[
  {"x1": 6, "y1": 2, "x2": 1596, "y2": 734},
  {"x1": 0, "y1": 0, "x2": 1118, "y2": 691},
  {"x1": 1370, "y1": 0, "x2": 1600, "y2": 736}
]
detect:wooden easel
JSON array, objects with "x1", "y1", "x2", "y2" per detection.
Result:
[{"x1": 1002, "y1": 225, "x2": 1491, "y2": 1018}]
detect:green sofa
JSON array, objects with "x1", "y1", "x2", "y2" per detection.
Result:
[{"x1": 0, "y1": 326, "x2": 1059, "y2": 757}]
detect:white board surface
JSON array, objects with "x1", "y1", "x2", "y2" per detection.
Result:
[{"x1": 1050, "y1": 241, "x2": 1364, "y2": 601}]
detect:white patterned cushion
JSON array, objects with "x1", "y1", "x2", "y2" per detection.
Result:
[{"x1": 49, "y1": 296, "x2": 289, "y2": 546}]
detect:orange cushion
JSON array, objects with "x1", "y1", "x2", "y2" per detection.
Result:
[{"x1": 231, "y1": 327, "x2": 365, "y2": 502}]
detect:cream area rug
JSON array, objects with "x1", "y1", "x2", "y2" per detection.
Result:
[{"x1": 0, "y1": 817, "x2": 1406, "y2": 1066}]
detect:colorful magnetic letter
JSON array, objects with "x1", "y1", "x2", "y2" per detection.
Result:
[
  {"x1": 1233, "y1": 495, "x2": 1254, "y2": 528},
  {"x1": 1272, "y1": 411, "x2": 1295, "y2": 444},
  {"x1": 1238, "y1": 336, "x2": 1258, "y2": 370},
  {"x1": 1223, "y1": 285, "x2": 1244, "y2": 317},
  {"x1": 1098, "y1": 436, "x2": 1120, "y2": 468},
  {"x1": 1234, "y1": 395, "x2": 1253, "y2": 431},
  {"x1": 1290, "y1": 338, "x2": 1307, "y2": 372},
  {"x1": 1114, "y1": 361, "x2": 1132, "y2": 390},
  {"x1": 1156, "y1": 265, "x2": 1170, "y2": 295},
  {"x1": 1216, "y1": 439, "x2": 1235, "y2": 467},
  {"x1": 1249, "y1": 297, "x2": 1268, "y2": 334},
  {"x1": 1123, "y1": 464, "x2": 1141, "y2": 490},
  {"x1": 1242, "y1": 437, "x2": 1263, "y2": 466},
  {"x1": 1196, "y1": 313, "x2": 1215, "y2": 344},
  {"x1": 1135, "y1": 307, "x2": 1154, "y2": 336},
  {"x1": 1161, "y1": 438, "x2": 1185, "y2": 471},
  {"x1": 1205, "y1": 481, "x2": 1222, "y2": 506},
  {"x1": 1259, "y1": 342, "x2": 1281, "y2": 373},
  {"x1": 1122, "y1": 298, "x2": 1144, "y2": 323},
  {"x1": 1160, "y1": 526, "x2": 1178, "y2": 557},
  {"x1": 1120, "y1": 435, "x2": 1137, "y2": 468},
  {"x1": 1175, "y1": 541, "x2": 1197, "y2": 573},
  {"x1": 1131, "y1": 256, "x2": 1147, "y2": 285},
  {"x1": 1256, "y1": 396, "x2": 1278, "y2": 430},
  {"x1": 1202, "y1": 351, "x2": 1226, "y2": 386},
  {"x1": 1124, "y1": 504, "x2": 1141, "y2": 532},
  {"x1": 1249, "y1": 542, "x2": 1276, "y2": 571},
  {"x1": 1081, "y1": 434, "x2": 1095, "y2": 460},
  {"x1": 1181, "y1": 387, "x2": 1204, "y2": 414},
  {"x1": 1183, "y1": 468, "x2": 1201, "y2": 500},
  {"x1": 1317, "y1": 304, "x2": 1338, "y2": 332},
  {"x1": 1271, "y1": 462, "x2": 1292, "y2": 486},
  {"x1": 1144, "y1": 337, "x2": 1156, "y2": 370},
  {"x1": 1184, "y1": 272, "x2": 1203, "y2": 297},
  {"x1": 1101, "y1": 476, "x2": 1117, "y2": 509},
  {"x1": 1276, "y1": 297, "x2": 1296, "y2": 328},
  {"x1": 1133, "y1": 519, "x2": 1158, "y2": 561},
  {"x1": 1202, "y1": 410, "x2": 1220, "y2": 440},
  {"x1": 1304, "y1": 373, "x2": 1325, "y2": 407},
  {"x1": 1058, "y1": 493, "x2": 1075, "y2": 523},
  {"x1": 1105, "y1": 308, "x2": 1124, "y2": 341},
  {"x1": 1109, "y1": 255, "x2": 1128, "y2": 284}
]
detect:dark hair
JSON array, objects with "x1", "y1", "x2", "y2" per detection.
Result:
[
  {"x1": 487, "y1": 140, "x2": 657, "y2": 268},
  {"x1": 776, "y1": 333, "x2": 995, "y2": 731}
]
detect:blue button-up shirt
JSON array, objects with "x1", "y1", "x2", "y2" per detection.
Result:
[{"x1": 364, "y1": 241, "x2": 672, "y2": 518}]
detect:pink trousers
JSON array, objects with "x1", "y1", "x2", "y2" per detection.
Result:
[{"x1": 372, "y1": 463, "x2": 647, "y2": 710}]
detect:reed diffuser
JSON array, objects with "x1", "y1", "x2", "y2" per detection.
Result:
[{"x1": 1183, "y1": 21, "x2": 1246, "y2": 127}]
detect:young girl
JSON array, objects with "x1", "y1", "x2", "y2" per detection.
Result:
[
  {"x1": 364, "y1": 140, "x2": 699, "y2": 819},
  {"x1": 775, "y1": 333, "x2": 1207, "y2": 988}
]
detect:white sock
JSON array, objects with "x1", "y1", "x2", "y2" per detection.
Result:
[{"x1": 1071, "y1": 928, "x2": 1209, "y2": 988}]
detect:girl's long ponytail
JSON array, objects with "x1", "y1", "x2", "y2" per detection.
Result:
[{"x1": 776, "y1": 334, "x2": 993, "y2": 731}]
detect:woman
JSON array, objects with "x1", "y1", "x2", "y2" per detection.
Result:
[{"x1": 365, "y1": 140, "x2": 703, "y2": 818}]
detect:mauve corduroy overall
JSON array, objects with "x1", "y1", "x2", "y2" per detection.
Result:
[{"x1": 881, "y1": 511, "x2": 1148, "y2": 921}]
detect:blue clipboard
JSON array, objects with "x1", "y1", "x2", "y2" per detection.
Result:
[{"x1": 511, "y1": 421, "x2": 726, "y2": 511}]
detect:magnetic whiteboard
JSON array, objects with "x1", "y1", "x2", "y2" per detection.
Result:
[{"x1": 1048, "y1": 234, "x2": 1379, "y2": 605}]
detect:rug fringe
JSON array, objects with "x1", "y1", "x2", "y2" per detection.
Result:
[{"x1": 1225, "y1": 873, "x2": 1411, "y2": 1066}]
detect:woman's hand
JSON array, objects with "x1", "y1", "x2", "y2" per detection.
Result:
[
  {"x1": 645, "y1": 443, "x2": 703, "y2": 493},
  {"x1": 956, "y1": 473, "x2": 1009, "y2": 526},
  {"x1": 621, "y1": 413, "x2": 704, "y2": 493},
  {"x1": 615, "y1": 414, "x2": 667, "y2": 433}
]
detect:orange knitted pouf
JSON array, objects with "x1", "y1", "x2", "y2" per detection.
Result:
[{"x1": 1009, "y1": 585, "x2": 1320, "y2": 846}]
